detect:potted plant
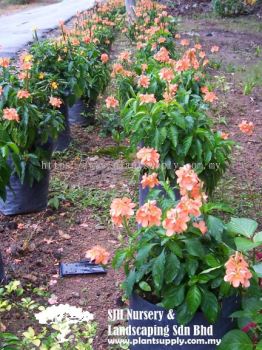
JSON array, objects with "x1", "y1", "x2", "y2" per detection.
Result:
[
  {"x1": 217, "y1": 218, "x2": 262, "y2": 350},
  {"x1": 0, "y1": 56, "x2": 64, "y2": 214},
  {"x1": 109, "y1": 148, "x2": 260, "y2": 349}
]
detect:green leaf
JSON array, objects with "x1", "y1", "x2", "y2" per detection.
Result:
[
  {"x1": 207, "y1": 215, "x2": 224, "y2": 242},
  {"x1": 152, "y1": 251, "x2": 166, "y2": 291},
  {"x1": 256, "y1": 340, "x2": 262, "y2": 350},
  {"x1": 253, "y1": 263, "x2": 262, "y2": 277},
  {"x1": 186, "y1": 258, "x2": 199, "y2": 277},
  {"x1": 168, "y1": 126, "x2": 178, "y2": 148},
  {"x1": 159, "y1": 127, "x2": 167, "y2": 144},
  {"x1": 186, "y1": 285, "x2": 201, "y2": 314},
  {"x1": 254, "y1": 231, "x2": 262, "y2": 243},
  {"x1": 226, "y1": 218, "x2": 258, "y2": 238},
  {"x1": 167, "y1": 241, "x2": 183, "y2": 258},
  {"x1": 184, "y1": 238, "x2": 205, "y2": 257},
  {"x1": 182, "y1": 135, "x2": 193, "y2": 156},
  {"x1": 139, "y1": 281, "x2": 151, "y2": 292},
  {"x1": 201, "y1": 290, "x2": 219, "y2": 323},
  {"x1": 162, "y1": 284, "x2": 185, "y2": 309},
  {"x1": 136, "y1": 244, "x2": 156, "y2": 262},
  {"x1": 205, "y1": 254, "x2": 221, "y2": 267},
  {"x1": 202, "y1": 202, "x2": 234, "y2": 215},
  {"x1": 124, "y1": 270, "x2": 136, "y2": 297},
  {"x1": 112, "y1": 250, "x2": 127, "y2": 269},
  {"x1": 218, "y1": 330, "x2": 253, "y2": 350},
  {"x1": 235, "y1": 237, "x2": 261, "y2": 252},
  {"x1": 176, "y1": 303, "x2": 194, "y2": 325},
  {"x1": 165, "y1": 253, "x2": 180, "y2": 284}
]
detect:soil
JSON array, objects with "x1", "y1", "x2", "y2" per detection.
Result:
[{"x1": 1, "y1": 2, "x2": 262, "y2": 350}]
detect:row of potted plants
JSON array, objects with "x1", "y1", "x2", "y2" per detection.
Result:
[
  {"x1": 0, "y1": 0, "x2": 125, "y2": 215},
  {"x1": 86, "y1": 0, "x2": 261, "y2": 349}
]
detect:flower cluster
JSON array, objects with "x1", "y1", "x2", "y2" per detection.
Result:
[
  {"x1": 224, "y1": 252, "x2": 252, "y2": 288},
  {"x1": 110, "y1": 148, "x2": 207, "y2": 236}
]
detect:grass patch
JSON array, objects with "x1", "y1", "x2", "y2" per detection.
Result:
[
  {"x1": 240, "y1": 61, "x2": 262, "y2": 95},
  {"x1": 213, "y1": 175, "x2": 262, "y2": 223},
  {"x1": 48, "y1": 177, "x2": 129, "y2": 225}
]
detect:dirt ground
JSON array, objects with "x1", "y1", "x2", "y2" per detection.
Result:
[{"x1": 1, "y1": 2, "x2": 262, "y2": 350}]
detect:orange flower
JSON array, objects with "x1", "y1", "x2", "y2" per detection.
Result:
[
  {"x1": 176, "y1": 164, "x2": 199, "y2": 194},
  {"x1": 137, "y1": 147, "x2": 160, "y2": 169},
  {"x1": 238, "y1": 120, "x2": 254, "y2": 135},
  {"x1": 136, "y1": 200, "x2": 162, "y2": 227},
  {"x1": 141, "y1": 172, "x2": 159, "y2": 189},
  {"x1": 83, "y1": 36, "x2": 91, "y2": 44},
  {"x1": 211, "y1": 45, "x2": 220, "y2": 53},
  {"x1": 200, "y1": 86, "x2": 209, "y2": 94},
  {"x1": 203, "y1": 91, "x2": 218, "y2": 103},
  {"x1": 158, "y1": 37, "x2": 166, "y2": 44},
  {"x1": 85, "y1": 246, "x2": 110, "y2": 265},
  {"x1": 141, "y1": 63, "x2": 148, "y2": 72},
  {"x1": 111, "y1": 63, "x2": 124, "y2": 76},
  {"x1": 193, "y1": 220, "x2": 208, "y2": 235},
  {"x1": 159, "y1": 67, "x2": 174, "y2": 82},
  {"x1": 180, "y1": 39, "x2": 190, "y2": 46},
  {"x1": 220, "y1": 132, "x2": 229, "y2": 140},
  {"x1": 163, "y1": 83, "x2": 178, "y2": 102},
  {"x1": 106, "y1": 96, "x2": 119, "y2": 109},
  {"x1": 154, "y1": 47, "x2": 170, "y2": 63},
  {"x1": 151, "y1": 43, "x2": 157, "y2": 51},
  {"x1": 110, "y1": 197, "x2": 136, "y2": 227},
  {"x1": 195, "y1": 43, "x2": 202, "y2": 50},
  {"x1": 101, "y1": 53, "x2": 109, "y2": 63},
  {"x1": 175, "y1": 34, "x2": 181, "y2": 39},
  {"x1": 17, "y1": 90, "x2": 30, "y2": 99},
  {"x1": 71, "y1": 38, "x2": 80, "y2": 46},
  {"x1": 3, "y1": 108, "x2": 20, "y2": 122},
  {"x1": 175, "y1": 58, "x2": 190, "y2": 72},
  {"x1": 203, "y1": 58, "x2": 209, "y2": 67},
  {"x1": 0, "y1": 57, "x2": 10, "y2": 68},
  {"x1": 177, "y1": 197, "x2": 202, "y2": 218},
  {"x1": 224, "y1": 252, "x2": 252, "y2": 288},
  {"x1": 199, "y1": 51, "x2": 206, "y2": 59},
  {"x1": 49, "y1": 96, "x2": 62, "y2": 108},
  {"x1": 119, "y1": 51, "x2": 130, "y2": 61},
  {"x1": 163, "y1": 207, "x2": 190, "y2": 236},
  {"x1": 0, "y1": 86, "x2": 3, "y2": 96},
  {"x1": 139, "y1": 93, "x2": 156, "y2": 104},
  {"x1": 137, "y1": 42, "x2": 145, "y2": 50},
  {"x1": 138, "y1": 75, "x2": 150, "y2": 88}
]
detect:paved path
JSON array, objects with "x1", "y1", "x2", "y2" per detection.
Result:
[{"x1": 0, "y1": 0, "x2": 96, "y2": 57}]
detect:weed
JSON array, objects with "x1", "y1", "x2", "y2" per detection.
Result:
[
  {"x1": 48, "y1": 177, "x2": 129, "y2": 224},
  {"x1": 241, "y1": 61, "x2": 262, "y2": 95},
  {"x1": 89, "y1": 145, "x2": 133, "y2": 162}
]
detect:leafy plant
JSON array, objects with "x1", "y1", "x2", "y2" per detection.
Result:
[
  {"x1": 121, "y1": 96, "x2": 233, "y2": 194},
  {"x1": 212, "y1": 0, "x2": 256, "y2": 16},
  {"x1": 0, "y1": 59, "x2": 64, "y2": 198}
]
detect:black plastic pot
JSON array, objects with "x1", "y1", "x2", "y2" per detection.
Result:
[
  {"x1": 0, "y1": 251, "x2": 5, "y2": 284},
  {"x1": 53, "y1": 102, "x2": 71, "y2": 151},
  {"x1": 68, "y1": 99, "x2": 96, "y2": 127},
  {"x1": 128, "y1": 293, "x2": 239, "y2": 350},
  {"x1": 0, "y1": 139, "x2": 52, "y2": 216},
  {"x1": 0, "y1": 169, "x2": 50, "y2": 216}
]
